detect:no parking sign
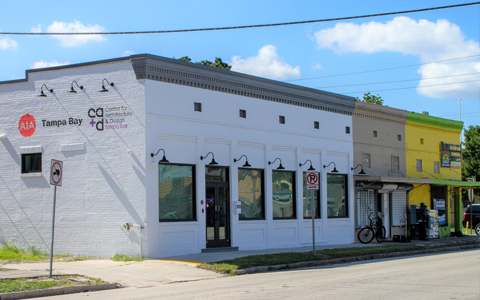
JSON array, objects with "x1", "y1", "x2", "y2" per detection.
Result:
[
  {"x1": 50, "y1": 160, "x2": 63, "y2": 186},
  {"x1": 306, "y1": 172, "x2": 319, "y2": 190}
]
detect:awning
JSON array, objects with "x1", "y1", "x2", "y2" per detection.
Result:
[
  {"x1": 431, "y1": 179, "x2": 480, "y2": 188},
  {"x1": 353, "y1": 175, "x2": 430, "y2": 184}
]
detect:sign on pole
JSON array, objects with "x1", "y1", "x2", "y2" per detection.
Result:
[
  {"x1": 50, "y1": 160, "x2": 63, "y2": 186},
  {"x1": 49, "y1": 159, "x2": 63, "y2": 277},
  {"x1": 306, "y1": 172, "x2": 319, "y2": 190}
]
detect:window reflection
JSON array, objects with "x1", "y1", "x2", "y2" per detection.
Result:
[
  {"x1": 272, "y1": 171, "x2": 295, "y2": 219},
  {"x1": 238, "y1": 169, "x2": 264, "y2": 220},
  {"x1": 158, "y1": 164, "x2": 195, "y2": 221},
  {"x1": 303, "y1": 173, "x2": 320, "y2": 218},
  {"x1": 327, "y1": 174, "x2": 347, "y2": 218}
]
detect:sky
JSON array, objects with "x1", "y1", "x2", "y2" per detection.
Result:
[{"x1": 1, "y1": 0, "x2": 479, "y2": 131}]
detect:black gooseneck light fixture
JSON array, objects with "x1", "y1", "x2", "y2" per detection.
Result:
[
  {"x1": 69, "y1": 81, "x2": 84, "y2": 94},
  {"x1": 99, "y1": 78, "x2": 114, "y2": 92},
  {"x1": 299, "y1": 159, "x2": 316, "y2": 171},
  {"x1": 234, "y1": 155, "x2": 251, "y2": 167},
  {"x1": 38, "y1": 84, "x2": 53, "y2": 97},
  {"x1": 351, "y1": 164, "x2": 366, "y2": 175},
  {"x1": 200, "y1": 152, "x2": 218, "y2": 165},
  {"x1": 151, "y1": 148, "x2": 169, "y2": 165},
  {"x1": 323, "y1": 162, "x2": 338, "y2": 173},
  {"x1": 268, "y1": 158, "x2": 285, "y2": 170}
]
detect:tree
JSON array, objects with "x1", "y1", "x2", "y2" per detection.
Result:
[
  {"x1": 462, "y1": 125, "x2": 480, "y2": 196},
  {"x1": 356, "y1": 92, "x2": 384, "y2": 105},
  {"x1": 175, "y1": 56, "x2": 232, "y2": 70}
]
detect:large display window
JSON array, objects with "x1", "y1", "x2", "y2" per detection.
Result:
[
  {"x1": 272, "y1": 171, "x2": 295, "y2": 219},
  {"x1": 327, "y1": 174, "x2": 348, "y2": 218},
  {"x1": 158, "y1": 164, "x2": 196, "y2": 221},
  {"x1": 303, "y1": 172, "x2": 320, "y2": 218},
  {"x1": 238, "y1": 169, "x2": 264, "y2": 220}
]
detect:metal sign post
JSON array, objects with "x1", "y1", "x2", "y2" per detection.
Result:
[
  {"x1": 49, "y1": 159, "x2": 63, "y2": 278},
  {"x1": 306, "y1": 172, "x2": 319, "y2": 254}
]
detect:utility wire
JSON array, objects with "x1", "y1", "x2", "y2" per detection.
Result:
[
  {"x1": 288, "y1": 54, "x2": 480, "y2": 82},
  {"x1": 341, "y1": 79, "x2": 480, "y2": 94},
  {"x1": 1, "y1": 2, "x2": 479, "y2": 36},
  {"x1": 316, "y1": 72, "x2": 480, "y2": 89}
]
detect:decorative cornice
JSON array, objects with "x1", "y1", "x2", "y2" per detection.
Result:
[
  {"x1": 353, "y1": 101, "x2": 408, "y2": 125},
  {"x1": 407, "y1": 112, "x2": 463, "y2": 131},
  {"x1": 130, "y1": 54, "x2": 356, "y2": 116}
]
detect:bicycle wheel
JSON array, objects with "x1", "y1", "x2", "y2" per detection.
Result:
[
  {"x1": 375, "y1": 226, "x2": 386, "y2": 243},
  {"x1": 358, "y1": 227, "x2": 374, "y2": 244}
]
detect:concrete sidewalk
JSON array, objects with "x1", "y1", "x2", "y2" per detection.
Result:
[{"x1": 1, "y1": 235, "x2": 478, "y2": 289}]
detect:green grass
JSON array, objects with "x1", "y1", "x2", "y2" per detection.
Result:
[
  {"x1": 111, "y1": 253, "x2": 145, "y2": 262},
  {"x1": 0, "y1": 243, "x2": 48, "y2": 261},
  {"x1": 198, "y1": 244, "x2": 426, "y2": 275},
  {"x1": 0, "y1": 276, "x2": 105, "y2": 293}
]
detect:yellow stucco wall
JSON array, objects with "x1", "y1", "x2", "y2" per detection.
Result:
[
  {"x1": 405, "y1": 123, "x2": 462, "y2": 181},
  {"x1": 405, "y1": 117, "x2": 462, "y2": 236}
]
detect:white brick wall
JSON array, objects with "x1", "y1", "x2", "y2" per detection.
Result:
[{"x1": 0, "y1": 61, "x2": 146, "y2": 257}]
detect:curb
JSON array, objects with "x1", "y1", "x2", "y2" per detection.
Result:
[
  {"x1": 0, "y1": 276, "x2": 119, "y2": 300},
  {"x1": 235, "y1": 243, "x2": 480, "y2": 275}
]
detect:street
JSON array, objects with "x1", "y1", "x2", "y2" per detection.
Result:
[{"x1": 41, "y1": 249, "x2": 480, "y2": 300}]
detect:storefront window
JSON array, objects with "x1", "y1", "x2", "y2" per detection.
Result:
[
  {"x1": 272, "y1": 171, "x2": 295, "y2": 219},
  {"x1": 238, "y1": 169, "x2": 264, "y2": 220},
  {"x1": 158, "y1": 164, "x2": 195, "y2": 221},
  {"x1": 327, "y1": 174, "x2": 348, "y2": 218},
  {"x1": 303, "y1": 173, "x2": 320, "y2": 218}
]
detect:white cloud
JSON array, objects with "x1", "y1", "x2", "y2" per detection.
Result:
[
  {"x1": 30, "y1": 24, "x2": 42, "y2": 33},
  {"x1": 231, "y1": 45, "x2": 300, "y2": 80},
  {"x1": 0, "y1": 37, "x2": 18, "y2": 50},
  {"x1": 312, "y1": 62, "x2": 323, "y2": 70},
  {"x1": 46, "y1": 21, "x2": 107, "y2": 47},
  {"x1": 314, "y1": 17, "x2": 480, "y2": 98},
  {"x1": 122, "y1": 50, "x2": 136, "y2": 57},
  {"x1": 31, "y1": 60, "x2": 70, "y2": 69}
]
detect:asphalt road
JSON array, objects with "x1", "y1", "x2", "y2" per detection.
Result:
[{"x1": 42, "y1": 249, "x2": 480, "y2": 300}]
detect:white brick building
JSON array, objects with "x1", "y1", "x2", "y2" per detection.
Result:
[{"x1": 0, "y1": 54, "x2": 356, "y2": 258}]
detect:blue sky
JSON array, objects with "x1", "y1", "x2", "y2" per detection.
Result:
[{"x1": 1, "y1": 0, "x2": 479, "y2": 130}]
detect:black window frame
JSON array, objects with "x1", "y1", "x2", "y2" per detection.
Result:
[
  {"x1": 327, "y1": 173, "x2": 348, "y2": 219},
  {"x1": 21, "y1": 152, "x2": 42, "y2": 174},
  {"x1": 194, "y1": 102, "x2": 202, "y2": 112},
  {"x1": 238, "y1": 168, "x2": 265, "y2": 220},
  {"x1": 303, "y1": 172, "x2": 321, "y2": 219},
  {"x1": 158, "y1": 163, "x2": 197, "y2": 222},
  {"x1": 314, "y1": 121, "x2": 319, "y2": 129},
  {"x1": 345, "y1": 126, "x2": 350, "y2": 134},
  {"x1": 272, "y1": 170, "x2": 296, "y2": 220},
  {"x1": 279, "y1": 116, "x2": 285, "y2": 124},
  {"x1": 239, "y1": 109, "x2": 246, "y2": 118}
]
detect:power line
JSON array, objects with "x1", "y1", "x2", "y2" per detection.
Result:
[
  {"x1": 1, "y1": 2, "x2": 479, "y2": 36},
  {"x1": 341, "y1": 79, "x2": 480, "y2": 94},
  {"x1": 316, "y1": 72, "x2": 480, "y2": 89},
  {"x1": 287, "y1": 54, "x2": 480, "y2": 82}
]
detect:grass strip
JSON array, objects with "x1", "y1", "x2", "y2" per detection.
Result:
[
  {"x1": 111, "y1": 253, "x2": 145, "y2": 262},
  {"x1": 0, "y1": 276, "x2": 105, "y2": 293},
  {"x1": 198, "y1": 244, "x2": 428, "y2": 275}
]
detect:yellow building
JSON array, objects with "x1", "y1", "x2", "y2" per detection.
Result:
[{"x1": 405, "y1": 112, "x2": 464, "y2": 237}]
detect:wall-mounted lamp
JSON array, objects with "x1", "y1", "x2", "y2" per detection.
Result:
[
  {"x1": 234, "y1": 155, "x2": 251, "y2": 167},
  {"x1": 299, "y1": 159, "x2": 316, "y2": 171},
  {"x1": 99, "y1": 79, "x2": 114, "y2": 92},
  {"x1": 127, "y1": 150, "x2": 133, "y2": 156},
  {"x1": 38, "y1": 84, "x2": 53, "y2": 97},
  {"x1": 151, "y1": 148, "x2": 169, "y2": 165},
  {"x1": 323, "y1": 162, "x2": 338, "y2": 173},
  {"x1": 69, "y1": 81, "x2": 84, "y2": 93},
  {"x1": 200, "y1": 152, "x2": 218, "y2": 165},
  {"x1": 0, "y1": 134, "x2": 6, "y2": 140},
  {"x1": 351, "y1": 164, "x2": 366, "y2": 175},
  {"x1": 268, "y1": 158, "x2": 285, "y2": 170}
]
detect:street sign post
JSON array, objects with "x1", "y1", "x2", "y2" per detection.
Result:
[
  {"x1": 49, "y1": 159, "x2": 63, "y2": 278},
  {"x1": 306, "y1": 172, "x2": 319, "y2": 253}
]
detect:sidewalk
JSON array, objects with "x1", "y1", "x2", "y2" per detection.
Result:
[{"x1": 1, "y1": 235, "x2": 478, "y2": 289}]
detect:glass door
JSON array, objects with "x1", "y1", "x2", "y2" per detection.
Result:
[{"x1": 205, "y1": 166, "x2": 230, "y2": 248}]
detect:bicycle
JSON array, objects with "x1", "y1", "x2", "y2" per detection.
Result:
[{"x1": 358, "y1": 210, "x2": 386, "y2": 244}]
